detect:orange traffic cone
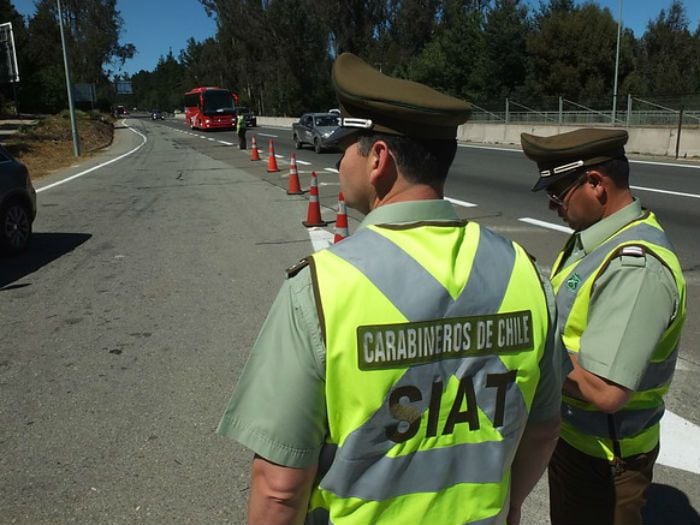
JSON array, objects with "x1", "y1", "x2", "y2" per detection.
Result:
[
  {"x1": 287, "y1": 153, "x2": 303, "y2": 195},
  {"x1": 250, "y1": 136, "x2": 261, "y2": 161},
  {"x1": 267, "y1": 139, "x2": 280, "y2": 172},
  {"x1": 334, "y1": 193, "x2": 349, "y2": 243},
  {"x1": 302, "y1": 172, "x2": 327, "y2": 227}
]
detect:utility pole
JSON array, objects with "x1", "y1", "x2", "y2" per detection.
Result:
[
  {"x1": 57, "y1": 0, "x2": 81, "y2": 157},
  {"x1": 611, "y1": 0, "x2": 623, "y2": 125}
]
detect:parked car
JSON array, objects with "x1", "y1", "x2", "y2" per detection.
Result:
[
  {"x1": 151, "y1": 109, "x2": 165, "y2": 120},
  {"x1": 237, "y1": 107, "x2": 256, "y2": 127},
  {"x1": 112, "y1": 105, "x2": 128, "y2": 118},
  {"x1": 0, "y1": 145, "x2": 37, "y2": 255},
  {"x1": 292, "y1": 112, "x2": 340, "y2": 153}
]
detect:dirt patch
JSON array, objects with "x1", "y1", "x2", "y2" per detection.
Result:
[{"x1": 2, "y1": 113, "x2": 114, "y2": 180}]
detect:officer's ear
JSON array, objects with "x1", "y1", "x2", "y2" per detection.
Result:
[{"x1": 585, "y1": 170, "x2": 609, "y2": 202}]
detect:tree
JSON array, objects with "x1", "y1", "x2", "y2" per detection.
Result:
[
  {"x1": 407, "y1": 6, "x2": 487, "y2": 102},
  {"x1": 481, "y1": 0, "x2": 530, "y2": 102},
  {"x1": 0, "y1": 0, "x2": 28, "y2": 113},
  {"x1": 637, "y1": 0, "x2": 699, "y2": 98},
  {"x1": 524, "y1": 1, "x2": 634, "y2": 107},
  {"x1": 18, "y1": 0, "x2": 135, "y2": 113}
]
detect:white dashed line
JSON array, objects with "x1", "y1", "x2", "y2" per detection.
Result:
[
  {"x1": 631, "y1": 185, "x2": 700, "y2": 199},
  {"x1": 518, "y1": 217, "x2": 573, "y2": 234},
  {"x1": 445, "y1": 197, "x2": 477, "y2": 208},
  {"x1": 307, "y1": 226, "x2": 334, "y2": 251}
]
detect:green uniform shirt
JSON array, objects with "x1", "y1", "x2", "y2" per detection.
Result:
[
  {"x1": 217, "y1": 200, "x2": 564, "y2": 467},
  {"x1": 561, "y1": 199, "x2": 679, "y2": 390}
]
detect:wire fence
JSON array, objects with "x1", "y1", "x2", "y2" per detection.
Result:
[{"x1": 470, "y1": 94, "x2": 700, "y2": 127}]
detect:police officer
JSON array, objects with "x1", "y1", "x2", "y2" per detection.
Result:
[
  {"x1": 217, "y1": 53, "x2": 563, "y2": 525},
  {"x1": 520, "y1": 128, "x2": 687, "y2": 525},
  {"x1": 236, "y1": 111, "x2": 247, "y2": 149}
]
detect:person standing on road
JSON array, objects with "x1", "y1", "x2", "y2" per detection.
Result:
[
  {"x1": 217, "y1": 52, "x2": 563, "y2": 525},
  {"x1": 236, "y1": 111, "x2": 247, "y2": 149},
  {"x1": 521, "y1": 128, "x2": 687, "y2": 525}
]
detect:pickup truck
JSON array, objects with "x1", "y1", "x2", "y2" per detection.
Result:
[{"x1": 292, "y1": 112, "x2": 340, "y2": 153}]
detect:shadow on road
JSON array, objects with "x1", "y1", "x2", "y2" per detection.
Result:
[
  {"x1": 643, "y1": 483, "x2": 700, "y2": 525},
  {"x1": 0, "y1": 232, "x2": 91, "y2": 289}
]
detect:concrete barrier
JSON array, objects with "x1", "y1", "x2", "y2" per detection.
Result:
[{"x1": 247, "y1": 117, "x2": 700, "y2": 160}]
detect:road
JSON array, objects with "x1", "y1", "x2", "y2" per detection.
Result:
[{"x1": 1, "y1": 116, "x2": 698, "y2": 524}]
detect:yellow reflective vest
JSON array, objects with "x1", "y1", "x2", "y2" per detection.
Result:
[
  {"x1": 551, "y1": 211, "x2": 686, "y2": 460},
  {"x1": 305, "y1": 220, "x2": 551, "y2": 525}
]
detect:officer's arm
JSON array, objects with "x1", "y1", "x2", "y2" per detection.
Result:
[
  {"x1": 563, "y1": 354, "x2": 632, "y2": 413},
  {"x1": 248, "y1": 455, "x2": 318, "y2": 525},
  {"x1": 508, "y1": 415, "x2": 560, "y2": 524}
]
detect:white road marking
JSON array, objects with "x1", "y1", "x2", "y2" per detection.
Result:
[
  {"x1": 319, "y1": 182, "x2": 340, "y2": 187},
  {"x1": 219, "y1": 141, "x2": 234, "y2": 146},
  {"x1": 256, "y1": 133, "x2": 278, "y2": 138},
  {"x1": 307, "y1": 226, "x2": 334, "y2": 252},
  {"x1": 459, "y1": 144, "x2": 521, "y2": 153},
  {"x1": 631, "y1": 185, "x2": 700, "y2": 199},
  {"x1": 459, "y1": 143, "x2": 700, "y2": 170},
  {"x1": 37, "y1": 121, "x2": 147, "y2": 193},
  {"x1": 325, "y1": 168, "x2": 339, "y2": 174},
  {"x1": 631, "y1": 159, "x2": 700, "y2": 169},
  {"x1": 296, "y1": 159, "x2": 311, "y2": 166},
  {"x1": 659, "y1": 410, "x2": 700, "y2": 474},
  {"x1": 519, "y1": 217, "x2": 573, "y2": 234},
  {"x1": 445, "y1": 196, "x2": 477, "y2": 208}
]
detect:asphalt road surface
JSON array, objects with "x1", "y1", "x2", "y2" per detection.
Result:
[{"x1": 1, "y1": 116, "x2": 698, "y2": 524}]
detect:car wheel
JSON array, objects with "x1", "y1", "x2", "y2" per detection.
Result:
[
  {"x1": 294, "y1": 134, "x2": 302, "y2": 150},
  {"x1": 314, "y1": 138, "x2": 322, "y2": 154},
  {"x1": 0, "y1": 198, "x2": 32, "y2": 255}
]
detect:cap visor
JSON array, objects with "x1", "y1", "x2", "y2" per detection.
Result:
[
  {"x1": 324, "y1": 126, "x2": 362, "y2": 148},
  {"x1": 531, "y1": 171, "x2": 575, "y2": 192}
]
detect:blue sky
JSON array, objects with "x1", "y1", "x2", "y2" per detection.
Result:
[{"x1": 9, "y1": 0, "x2": 700, "y2": 77}]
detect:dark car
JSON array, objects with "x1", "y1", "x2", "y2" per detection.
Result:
[
  {"x1": 292, "y1": 112, "x2": 340, "y2": 153},
  {"x1": 237, "y1": 107, "x2": 256, "y2": 127},
  {"x1": 0, "y1": 144, "x2": 37, "y2": 255},
  {"x1": 151, "y1": 109, "x2": 165, "y2": 120}
]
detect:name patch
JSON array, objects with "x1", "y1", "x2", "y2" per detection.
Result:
[{"x1": 357, "y1": 310, "x2": 533, "y2": 370}]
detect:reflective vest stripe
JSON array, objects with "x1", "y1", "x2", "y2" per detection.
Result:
[
  {"x1": 327, "y1": 226, "x2": 516, "y2": 318},
  {"x1": 562, "y1": 403, "x2": 664, "y2": 439},
  {"x1": 319, "y1": 354, "x2": 527, "y2": 499},
  {"x1": 554, "y1": 221, "x2": 673, "y2": 332},
  {"x1": 637, "y1": 346, "x2": 678, "y2": 391}
]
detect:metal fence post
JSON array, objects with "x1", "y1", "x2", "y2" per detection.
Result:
[
  {"x1": 676, "y1": 106, "x2": 684, "y2": 159},
  {"x1": 505, "y1": 98, "x2": 509, "y2": 124},
  {"x1": 558, "y1": 96, "x2": 563, "y2": 125},
  {"x1": 626, "y1": 94, "x2": 632, "y2": 127}
]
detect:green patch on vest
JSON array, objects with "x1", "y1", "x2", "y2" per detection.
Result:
[
  {"x1": 357, "y1": 310, "x2": 533, "y2": 371},
  {"x1": 566, "y1": 273, "x2": 582, "y2": 292}
]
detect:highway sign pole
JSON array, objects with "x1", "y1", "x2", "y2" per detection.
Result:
[
  {"x1": 611, "y1": 0, "x2": 623, "y2": 125},
  {"x1": 57, "y1": 0, "x2": 81, "y2": 157}
]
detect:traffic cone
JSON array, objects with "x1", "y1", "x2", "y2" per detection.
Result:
[
  {"x1": 302, "y1": 172, "x2": 327, "y2": 227},
  {"x1": 267, "y1": 139, "x2": 280, "y2": 172},
  {"x1": 250, "y1": 135, "x2": 261, "y2": 161},
  {"x1": 334, "y1": 193, "x2": 349, "y2": 243},
  {"x1": 287, "y1": 153, "x2": 303, "y2": 195}
]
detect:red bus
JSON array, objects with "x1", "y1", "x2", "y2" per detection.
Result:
[{"x1": 184, "y1": 87, "x2": 239, "y2": 130}]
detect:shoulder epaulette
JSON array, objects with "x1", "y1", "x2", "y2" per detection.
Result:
[
  {"x1": 286, "y1": 257, "x2": 309, "y2": 278},
  {"x1": 620, "y1": 245, "x2": 645, "y2": 257}
]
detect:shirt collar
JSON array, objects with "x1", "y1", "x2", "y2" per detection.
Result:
[
  {"x1": 358, "y1": 199, "x2": 460, "y2": 230},
  {"x1": 577, "y1": 198, "x2": 643, "y2": 254}
]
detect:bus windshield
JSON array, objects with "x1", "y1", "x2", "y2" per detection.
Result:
[{"x1": 202, "y1": 90, "x2": 235, "y2": 115}]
